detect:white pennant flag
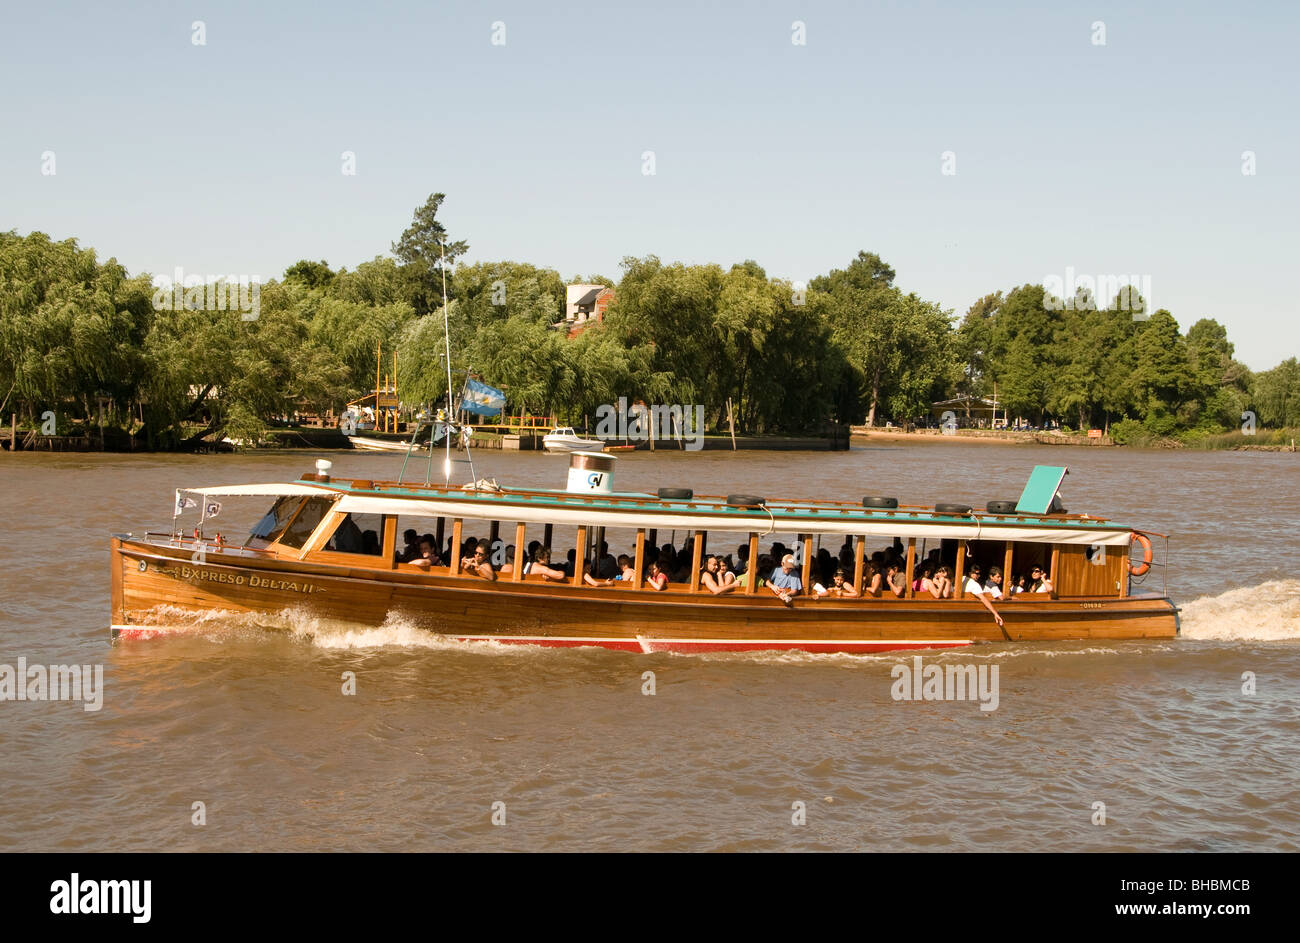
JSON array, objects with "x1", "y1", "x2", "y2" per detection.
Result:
[
  {"x1": 205, "y1": 501, "x2": 222, "y2": 519},
  {"x1": 175, "y1": 493, "x2": 198, "y2": 515}
]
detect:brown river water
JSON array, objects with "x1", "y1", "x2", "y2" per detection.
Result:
[{"x1": 1, "y1": 443, "x2": 1297, "y2": 851}]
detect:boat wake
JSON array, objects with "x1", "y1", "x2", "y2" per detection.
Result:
[{"x1": 1178, "y1": 580, "x2": 1300, "y2": 641}]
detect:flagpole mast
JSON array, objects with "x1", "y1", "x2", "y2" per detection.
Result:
[{"x1": 441, "y1": 239, "x2": 453, "y2": 487}]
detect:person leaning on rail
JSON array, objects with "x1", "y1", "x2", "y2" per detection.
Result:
[
  {"x1": 461, "y1": 539, "x2": 497, "y2": 581},
  {"x1": 767, "y1": 553, "x2": 803, "y2": 605},
  {"x1": 963, "y1": 564, "x2": 1004, "y2": 628}
]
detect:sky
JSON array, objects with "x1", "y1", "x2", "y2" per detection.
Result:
[{"x1": 2, "y1": 0, "x2": 1297, "y2": 370}]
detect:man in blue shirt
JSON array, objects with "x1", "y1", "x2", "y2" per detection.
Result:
[{"x1": 768, "y1": 553, "x2": 803, "y2": 604}]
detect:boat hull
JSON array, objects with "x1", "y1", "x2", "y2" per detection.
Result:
[
  {"x1": 110, "y1": 538, "x2": 1180, "y2": 652},
  {"x1": 542, "y1": 436, "x2": 605, "y2": 453}
]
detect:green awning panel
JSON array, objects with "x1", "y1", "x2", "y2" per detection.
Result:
[{"x1": 1016, "y1": 465, "x2": 1068, "y2": 514}]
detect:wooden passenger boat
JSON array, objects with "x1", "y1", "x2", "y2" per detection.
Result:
[{"x1": 109, "y1": 458, "x2": 1178, "y2": 652}]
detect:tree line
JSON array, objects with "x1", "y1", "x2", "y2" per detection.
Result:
[{"x1": 1, "y1": 194, "x2": 1296, "y2": 448}]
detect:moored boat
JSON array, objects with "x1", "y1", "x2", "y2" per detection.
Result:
[
  {"x1": 110, "y1": 458, "x2": 1178, "y2": 652},
  {"x1": 542, "y1": 427, "x2": 606, "y2": 453}
]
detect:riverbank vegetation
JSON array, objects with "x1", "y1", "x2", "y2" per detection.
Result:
[{"x1": 2, "y1": 194, "x2": 1297, "y2": 449}]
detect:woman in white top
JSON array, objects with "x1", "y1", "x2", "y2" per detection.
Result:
[{"x1": 1030, "y1": 565, "x2": 1053, "y2": 593}]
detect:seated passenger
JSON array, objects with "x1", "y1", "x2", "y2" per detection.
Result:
[
  {"x1": 767, "y1": 553, "x2": 803, "y2": 605},
  {"x1": 460, "y1": 539, "x2": 497, "y2": 581},
  {"x1": 1031, "y1": 565, "x2": 1054, "y2": 594},
  {"x1": 399, "y1": 529, "x2": 421, "y2": 563},
  {"x1": 983, "y1": 566, "x2": 1004, "y2": 599},
  {"x1": 884, "y1": 561, "x2": 906, "y2": 597},
  {"x1": 331, "y1": 515, "x2": 364, "y2": 553},
  {"x1": 962, "y1": 565, "x2": 1005, "y2": 628},
  {"x1": 361, "y1": 530, "x2": 380, "y2": 556},
  {"x1": 863, "y1": 560, "x2": 883, "y2": 597},
  {"x1": 1008, "y1": 574, "x2": 1026, "y2": 595},
  {"x1": 524, "y1": 546, "x2": 567, "y2": 581},
  {"x1": 646, "y1": 560, "x2": 669, "y2": 591},
  {"x1": 700, "y1": 555, "x2": 736, "y2": 595},
  {"x1": 526, "y1": 540, "x2": 542, "y2": 564},
  {"x1": 500, "y1": 544, "x2": 517, "y2": 575},
  {"x1": 614, "y1": 554, "x2": 634, "y2": 580},
  {"x1": 827, "y1": 568, "x2": 858, "y2": 597},
  {"x1": 717, "y1": 556, "x2": 737, "y2": 588},
  {"x1": 934, "y1": 565, "x2": 953, "y2": 598},
  {"x1": 582, "y1": 561, "x2": 613, "y2": 587},
  {"x1": 918, "y1": 562, "x2": 944, "y2": 598},
  {"x1": 816, "y1": 548, "x2": 834, "y2": 585},
  {"x1": 562, "y1": 549, "x2": 577, "y2": 578},
  {"x1": 596, "y1": 541, "x2": 619, "y2": 579},
  {"x1": 914, "y1": 562, "x2": 934, "y2": 594},
  {"x1": 735, "y1": 543, "x2": 750, "y2": 576},
  {"x1": 409, "y1": 537, "x2": 440, "y2": 569}
]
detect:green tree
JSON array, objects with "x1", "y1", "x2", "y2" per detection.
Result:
[{"x1": 392, "y1": 194, "x2": 469, "y2": 316}]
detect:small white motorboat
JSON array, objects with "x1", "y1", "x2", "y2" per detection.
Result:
[{"x1": 542, "y1": 427, "x2": 605, "y2": 453}]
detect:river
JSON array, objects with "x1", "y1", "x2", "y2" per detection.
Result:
[{"x1": 1, "y1": 443, "x2": 1297, "y2": 851}]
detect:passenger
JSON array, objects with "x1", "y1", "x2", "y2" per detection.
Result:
[
  {"x1": 816, "y1": 548, "x2": 834, "y2": 585},
  {"x1": 399, "y1": 529, "x2": 421, "y2": 563},
  {"x1": 983, "y1": 566, "x2": 1004, "y2": 600},
  {"x1": 646, "y1": 559, "x2": 670, "y2": 591},
  {"x1": 615, "y1": 555, "x2": 635, "y2": 581},
  {"x1": 838, "y1": 547, "x2": 855, "y2": 574},
  {"x1": 962, "y1": 565, "x2": 1005, "y2": 628},
  {"x1": 827, "y1": 567, "x2": 858, "y2": 597},
  {"x1": 717, "y1": 556, "x2": 737, "y2": 588},
  {"x1": 736, "y1": 554, "x2": 766, "y2": 590},
  {"x1": 917, "y1": 562, "x2": 943, "y2": 598},
  {"x1": 526, "y1": 540, "x2": 541, "y2": 563},
  {"x1": 409, "y1": 537, "x2": 439, "y2": 569},
  {"x1": 699, "y1": 554, "x2": 719, "y2": 592},
  {"x1": 862, "y1": 560, "x2": 883, "y2": 597},
  {"x1": 359, "y1": 530, "x2": 379, "y2": 555},
  {"x1": 671, "y1": 551, "x2": 692, "y2": 584},
  {"x1": 736, "y1": 543, "x2": 750, "y2": 576},
  {"x1": 582, "y1": 561, "x2": 612, "y2": 587},
  {"x1": 460, "y1": 539, "x2": 497, "y2": 581},
  {"x1": 500, "y1": 544, "x2": 517, "y2": 575},
  {"x1": 700, "y1": 555, "x2": 736, "y2": 595},
  {"x1": 524, "y1": 546, "x2": 567, "y2": 581},
  {"x1": 332, "y1": 515, "x2": 364, "y2": 553},
  {"x1": 658, "y1": 545, "x2": 677, "y2": 575},
  {"x1": 562, "y1": 549, "x2": 577, "y2": 578},
  {"x1": 767, "y1": 553, "x2": 803, "y2": 605},
  {"x1": 934, "y1": 565, "x2": 953, "y2": 599},
  {"x1": 913, "y1": 562, "x2": 933, "y2": 594},
  {"x1": 884, "y1": 561, "x2": 906, "y2": 597},
  {"x1": 596, "y1": 541, "x2": 619, "y2": 579},
  {"x1": 1009, "y1": 574, "x2": 1026, "y2": 595},
  {"x1": 1031, "y1": 565, "x2": 1054, "y2": 594}
]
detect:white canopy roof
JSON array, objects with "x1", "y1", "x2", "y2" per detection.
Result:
[
  {"x1": 334, "y1": 494, "x2": 1133, "y2": 546},
  {"x1": 180, "y1": 483, "x2": 337, "y2": 497}
]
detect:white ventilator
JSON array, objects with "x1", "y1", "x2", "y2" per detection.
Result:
[{"x1": 566, "y1": 452, "x2": 616, "y2": 495}]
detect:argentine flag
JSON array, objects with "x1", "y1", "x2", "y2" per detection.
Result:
[{"x1": 460, "y1": 378, "x2": 506, "y2": 417}]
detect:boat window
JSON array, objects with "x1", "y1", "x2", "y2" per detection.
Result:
[
  {"x1": 326, "y1": 512, "x2": 384, "y2": 555},
  {"x1": 277, "y1": 496, "x2": 335, "y2": 549},
  {"x1": 247, "y1": 496, "x2": 303, "y2": 545}
]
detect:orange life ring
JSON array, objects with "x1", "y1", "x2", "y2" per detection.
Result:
[{"x1": 1128, "y1": 533, "x2": 1153, "y2": 576}]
